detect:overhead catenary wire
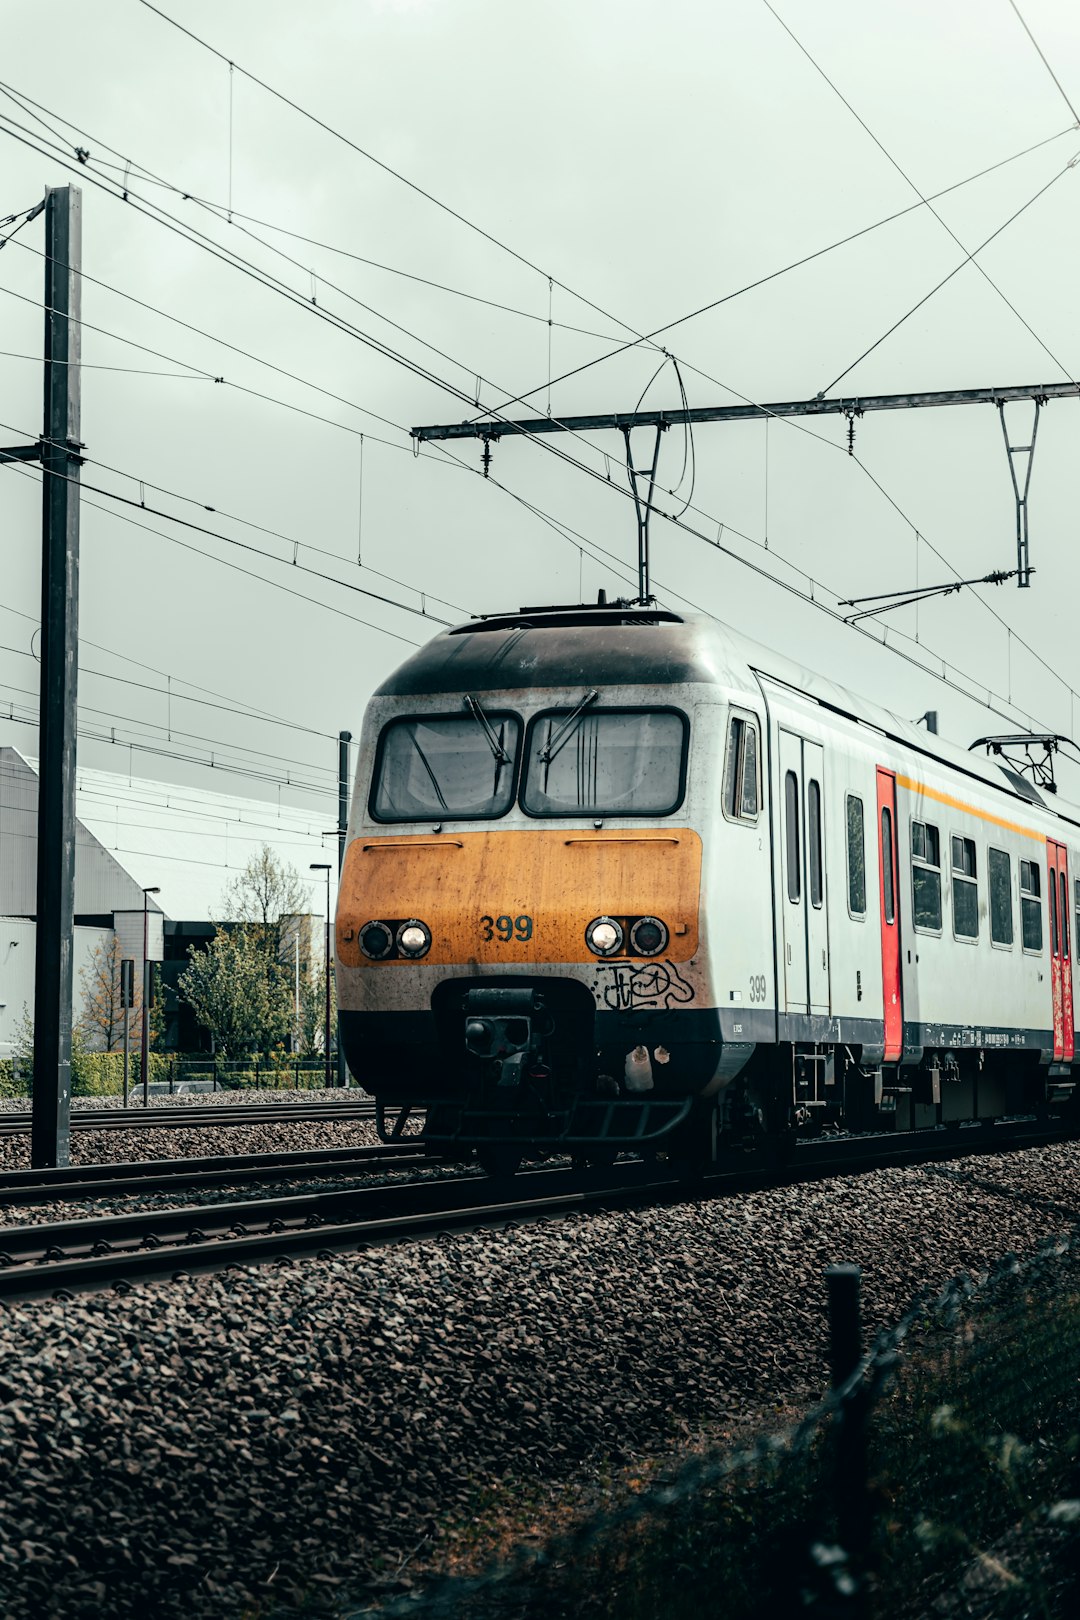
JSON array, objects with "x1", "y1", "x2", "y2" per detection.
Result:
[
  {"x1": 0, "y1": 599, "x2": 339, "y2": 742},
  {"x1": 1007, "y1": 0, "x2": 1080, "y2": 126},
  {"x1": 0, "y1": 75, "x2": 651, "y2": 352},
  {"x1": 0, "y1": 424, "x2": 455, "y2": 628},
  {"x1": 469, "y1": 122, "x2": 1079, "y2": 419},
  {"x1": 819, "y1": 151, "x2": 1080, "y2": 396},
  {"x1": 2, "y1": 78, "x2": 1072, "y2": 759},
  {"x1": 759, "y1": 0, "x2": 1077, "y2": 388},
  {"x1": 134, "y1": 1, "x2": 649, "y2": 345}
]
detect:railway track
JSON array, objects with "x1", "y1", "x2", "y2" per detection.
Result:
[
  {"x1": 0, "y1": 1141, "x2": 431, "y2": 1204},
  {"x1": 0, "y1": 1112, "x2": 1074, "y2": 1302},
  {"x1": 0, "y1": 1100, "x2": 379, "y2": 1136}
]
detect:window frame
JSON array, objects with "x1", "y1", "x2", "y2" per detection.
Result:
[
  {"x1": 846, "y1": 793, "x2": 866, "y2": 921},
  {"x1": 785, "y1": 770, "x2": 801, "y2": 904},
  {"x1": 1074, "y1": 875, "x2": 1080, "y2": 963},
  {"x1": 720, "y1": 708, "x2": 762, "y2": 826},
  {"x1": 910, "y1": 817, "x2": 943, "y2": 935},
  {"x1": 369, "y1": 706, "x2": 524, "y2": 824},
  {"x1": 950, "y1": 832, "x2": 980, "y2": 943},
  {"x1": 520, "y1": 703, "x2": 690, "y2": 820},
  {"x1": 881, "y1": 805, "x2": 895, "y2": 925},
  {"x1": 807, "y1": 778, "x2": 824, "y2": 909},
  {"x1": 987, "y1": 846, "x2": 1014, "y2": 950},
  {"x1": 1020, "y1": 858, "x2": 1043, "y2": 955}
]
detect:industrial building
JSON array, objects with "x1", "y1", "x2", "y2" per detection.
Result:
[{"x1": 0, "y1": 746, "x2": 333, "y2": 1057}]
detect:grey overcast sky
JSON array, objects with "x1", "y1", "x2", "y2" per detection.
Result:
[{"x1": 3, "y1": 0, "x2": 1080, "y2": 906}]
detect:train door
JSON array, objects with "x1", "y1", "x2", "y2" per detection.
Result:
[
  {"x1": 779, "y1": 730, "x2": 809, "y2": 1016},
  {"x1": 804, "y1": 739, "x2": 830, "y2": 1012},
  {"x1": 779, "y1": 731, "x2": 831, "y2": 1017},
  {"x1": 1046, "y1": 841, "x2": 1074, "y2": 1062},
  {"x1": 875, "y1": 768, "x2": 903, "y2": 1064}
]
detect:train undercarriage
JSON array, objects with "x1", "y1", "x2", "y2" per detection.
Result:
[{"x1": 358, "y1": 979, "x2": 1078, "y2": 1174}]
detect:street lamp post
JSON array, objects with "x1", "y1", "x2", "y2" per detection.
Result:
[
  {"x1": 310, "y1": 864, "x2": 332, "y2": 1088},
  {"x1": 140, "y1": 885, "x2": 160, "y2": 1106}
]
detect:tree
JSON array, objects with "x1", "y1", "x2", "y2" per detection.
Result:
[
  {"x1": 178, "y1": 926, "x2": 292, "y2": 1058},
  {"x1": 221, "y1": 845, "x2": 308, "y2": 947},
  {"x1": 77, "y1": 935, "x2": 140, "y2": 1053},
  {"x1": 297, "y1": 960, "x2": 337, "y2": 1056}
]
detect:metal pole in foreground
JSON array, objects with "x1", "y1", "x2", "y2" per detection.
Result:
[
  {"x1": 31, "y1": 185, "x2": 82, "y2": 1170},
  {"x1": 336, "y1": 730, "x2": 351, "y2": 1087},
  {"x1": 120, "y1": 957, "x2": 134, "y2": 1107},
  {"x1": 825, "y1": 1264, "x2": 871, "y2": 1570},
  {"x1": 310, "y1": 864, "x2": 332, "y2": 1087},
  {"x1": 140, "y1": 886, "x2": 160, "y2": 1104}
]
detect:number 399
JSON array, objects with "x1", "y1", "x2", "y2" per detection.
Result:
[{"x1": 480, "y1": 914, "x2": 533, "y2": 943}]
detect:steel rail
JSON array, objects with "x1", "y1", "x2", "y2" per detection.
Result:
[
  {"x1": 0, "y1": 1141, "x2": 430, "y2": 1205},
  {"x1": 0, "y1": 1101, "x2": 379, "y2": 1136},
  {"x1": 0, "y1": 1113, "x2": 1075, "y2": 1301}
]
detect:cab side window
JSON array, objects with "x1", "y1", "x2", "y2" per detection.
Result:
[{"x1": 722, "y1": 712, "x2": 760, "y2": 823}]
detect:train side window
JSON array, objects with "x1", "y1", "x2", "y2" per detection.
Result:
[
  {"x1": 1020, "y1": 860, "x2": 1043, "y2": 952},
  {"x1": 722, "y1": 712, "x2": 760, "y2": 823},
  {"x1": 785, "y1": 770, "x2": 801, "y2": 903},
  {"x1": 988, "y1": 848, "x2": 1014, "y2": 947},
  {"x1": 846, "y1": 794, "x2": 866, "y2": 917},
  {"x1": 808, "y1": 780, "x2": 824, "y2": 908},
  {"x1": 1059, "y1": 872, "x2": 1069, "y2": 959},
  {"x1": 951, "y1": 834, "x2": 979, "y2": 940},
  {"x1": 881, "y1": 806, "x2": 895, "y2": 924},
  {"x1": 1074, "y1": 877, "x2": 1080, "y2": 961},
  {"x1": 911, "y1": 819, "x2": 942, "y2": 932}
]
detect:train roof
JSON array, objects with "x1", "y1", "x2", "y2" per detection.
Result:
[{"x1": 374, "y1": 603, "x2": 1080, "y2": 829}]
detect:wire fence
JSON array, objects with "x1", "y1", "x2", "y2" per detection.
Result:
[{"x1": 352, "y1": 1232, "x2": 1080, "y2": 1619}]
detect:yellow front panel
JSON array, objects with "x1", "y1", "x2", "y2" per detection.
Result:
[{"x1": 337, "y1": 828, "x2": 702, "y2": 966}]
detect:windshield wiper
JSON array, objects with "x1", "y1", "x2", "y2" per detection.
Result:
[
  {"x1": 537, "y1": 689, "x2": 599, "y2": 764},
  {"x1": 408, "y1": 733, "x2": 449, "y2": 812},
  {"x1": 463, "y1": 694, "x2": 510, "y2": 764}
]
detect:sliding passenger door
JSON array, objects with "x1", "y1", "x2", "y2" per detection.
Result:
[
  {"x1": 1046, "y1": 840, "x2": 1074, "y2": 1062},
  {"x1": 779, "y1": 730, "x2": 831, "y2": 1020},
  {"x1": 779, "y1": 730, "x2": 809, "y2": 1016}
]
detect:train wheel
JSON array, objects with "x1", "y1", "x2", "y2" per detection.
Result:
[{"x1": 476, "y1": 1144, "x2": 523, "y2": 1179}]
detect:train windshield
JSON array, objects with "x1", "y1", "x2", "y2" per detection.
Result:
[
  {"x1": 372, "y1": 713, "x2": 521, "y2": 820},
  {"x1": 522, "y1": 707, "x2": 687, "y2": 817}
]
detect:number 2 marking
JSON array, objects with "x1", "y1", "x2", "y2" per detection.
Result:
[{"x1": 480, "y1": 914, "x2": 533, "y2": 943}]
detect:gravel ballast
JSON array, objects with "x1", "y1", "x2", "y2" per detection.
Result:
[
  {"x1": 0, "y1": 1090, "x2": 385, "y2": 1173},
  {"x1": 2, "y1": 1139, "x2": 1080, "y2": 1618}
]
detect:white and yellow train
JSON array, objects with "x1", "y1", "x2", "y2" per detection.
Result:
[{"x1": 336, "y1": 602, "x2": 1077, "y2": 1169}]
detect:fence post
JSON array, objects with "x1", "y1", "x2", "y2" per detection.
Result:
[{"x1": 825, "y1": 1263, "x2": 871, "y2": 1571}]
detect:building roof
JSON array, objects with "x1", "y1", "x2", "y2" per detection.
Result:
[{"x1": 0, "y1": 748, "x2": 337, "y2": 922}]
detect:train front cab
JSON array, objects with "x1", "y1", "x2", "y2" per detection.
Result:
[{"x1": 335, "y1": 669, "x2": 760, "y2": 1159}]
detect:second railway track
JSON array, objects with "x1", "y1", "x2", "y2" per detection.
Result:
[
  {"x1": 1, "y1": 1112, "x2": 1076, "y2": 1302},
  {"x1": 0, "y1": 1099, "x2": 379, "y2": 1136}
]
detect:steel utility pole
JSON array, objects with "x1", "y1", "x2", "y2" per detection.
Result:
[
  {"x1": 336, "y1": 730, "x2": 351, "y2": 1087},
  {"x1": 22, "y1": 188, "x2": 82, "y2": 1169},
  {"x1": 412, "y1": 380, "x2": 1080, "y2": 595}
]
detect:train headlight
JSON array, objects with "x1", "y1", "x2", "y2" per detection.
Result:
[
  {"x1": 585, "y1": 916, "x2": 624, "y2": 956},
  {"x1": 629, "y1": 916, "x2": 668, "y2": 956},
  {"x1": 359, "y1": 921, "x2": 394, "y2": 960},
  {"x1": 396, "y1": 919, "x2": 432, "y2": 958}
]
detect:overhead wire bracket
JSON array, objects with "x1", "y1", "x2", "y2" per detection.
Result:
[
  {"x1": 839, "y1": 568, "x2": 1022, "y2": 623},
  {"x1": 998, "y1": 396, "x2": 1042, "y2": 588},
  {"x1": 621, "y1": 420, "x2": 667, "y2": 604}
]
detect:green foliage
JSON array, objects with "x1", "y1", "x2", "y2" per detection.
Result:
[{"x1": 177, "y1": 925, "x2": 292, "y2": 1059}]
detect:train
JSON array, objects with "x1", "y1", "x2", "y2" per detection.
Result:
[{"x1": 335, "y1": 599, "x2": 1078, "y2": 1172}]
